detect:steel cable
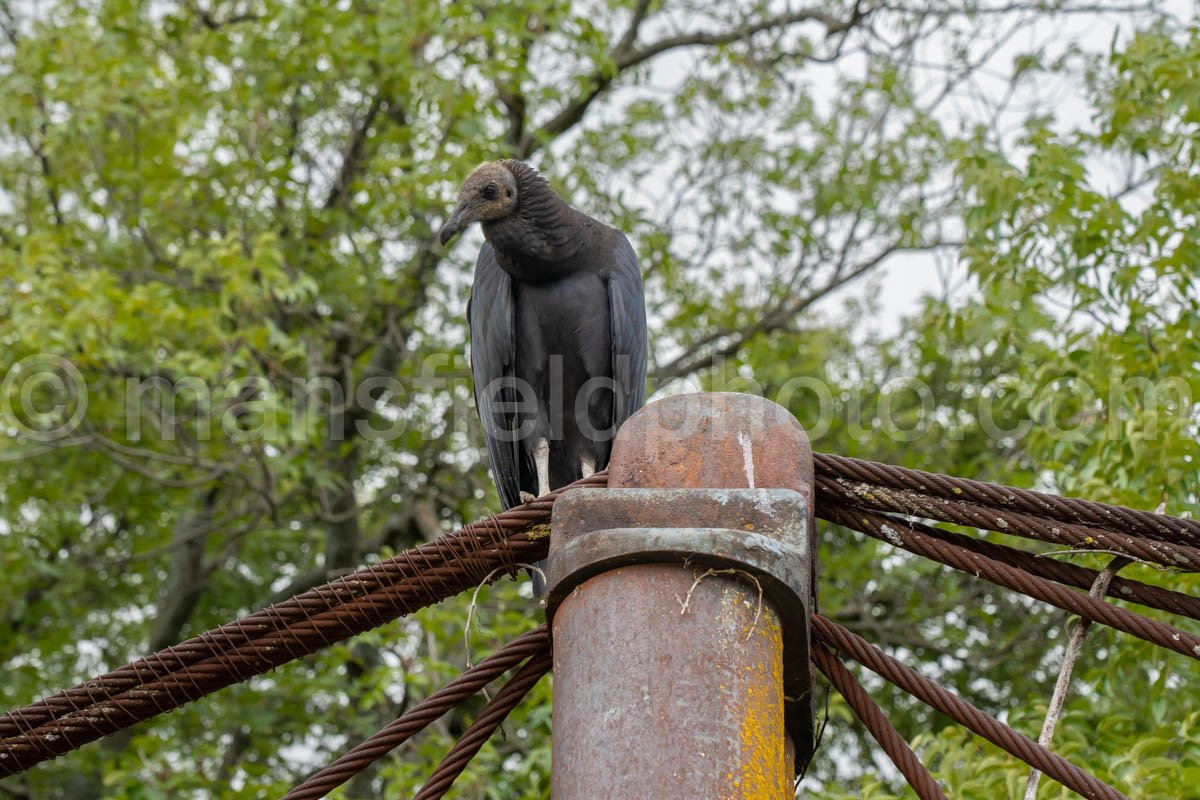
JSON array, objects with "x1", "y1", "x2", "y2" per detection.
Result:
[
  {"x1": 283, "y1": 626, "x2": 549, "y2": 800},
  {"x1": 4, "y1": 455, "x2": 1199, "y2": 788},
  {"x1": 0, "y1": 475, "x2": 601, "y2": 776},
  {"x1": 815, "y1": 453, "x2": 1200, "y2": 547},
  {"x1": 819, "y1": 501, "x2": 1200, "y2": 661},
  {"x1": 811, "y1": 642, "x2": 948, "y2": 800},
  {"x1": 812, "y1": 615, "x2": 1128, "y2": 800},
  {"x1": 818, "y1": 474, "x2": 1200, "y2": 570},
  {"x1": 412, "y1": 650, "x2": 554, "y2": 800},
  {"x1": 889, "y1": 510, "x2": 1200, "y2": 622}
]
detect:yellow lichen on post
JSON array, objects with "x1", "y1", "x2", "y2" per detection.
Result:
[{"x1": 722, "y1": 587, "x2": 788, "y2": 799}]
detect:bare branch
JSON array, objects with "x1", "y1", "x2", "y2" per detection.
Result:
[
  {"x1": 518, "y1": 6, "x2": 862, "y2": 157},
  {"x1": 653, "y1": 240, "x2": 955, "y2": 383},
  {"x1": 878, "y1": 1, "x2": 1157, "y2": 16},
  {"x1": 496, "y1": 81, "x2": 528, "y2": 151},
  {"x1": 1023, "y1": 556, "x2": 1129, "y2": 800},
  {"x1": 22, "y1": 127, "x2": 63, "y2": 226},
  {"x1": 323, "y1": 94, "x2": 385, "y2": 210},
  {"x1": 0, "y1": 435, "x2": 95, "y2": 463},
  {"x1": 89, "y1": 432, "x2": 225, "y2": 470},
  {"x1": 614, "y1": 0, "x2": 654, "y2": 56},
  {"x1": 86, "y1": 436, "x2": 235, "y2": 488},
  {"x1": 185, "y1": 1, "x2": 261, "y2": 29},
  {"x1": 0, "y1": 4, "x2": 21, "y2": 47}
]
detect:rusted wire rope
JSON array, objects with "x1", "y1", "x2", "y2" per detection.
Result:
[
  {"x1": 0, "y1": 475, "x2": 602, "y2": 776},
  {"x1": 0, "y1": 509, "x2": 538, "y2": 736},
  {"x1": 5, "y1": 456, "x2": 1199, "y2": 784},
  {"x1": 819, "y1": 466, "x2": 1200, "y2": 616},
  {"x1": 0, "y1": 540, "x2": 548, "y2": 774},
  {"x1": 818, "y1": 474, "x2": 1200, "y2": 570},
  {"x1": 819, "y1": 501, "x2": 1200, "y2": 661},
  {"x1": 811, "y1": 615, "x2": 1128, "y2": 800},
  {"x1": 412, "y1": 649, "x2": 554, "y2": 800},
  {"x1": 6, "y1": 461, "x2": 1196, "y2": 745},
  {"x1": 900, "y1": 512, "x2": 1200, "y2": 622},
  {"x1": 815, "y1": 452, "x2": 1200, "y2": 547},
  {"x1": 282, "y1": 626, "x2": 549, "y2": 800},
  {"x1": 811, "y1": 642, "x2": 948, "y2": 800},
  {"x1": 0, "y1": 490, "x2": 559, "y2": 733}
]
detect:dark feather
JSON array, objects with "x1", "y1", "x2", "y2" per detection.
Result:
[
  {"x1": 607, "y1": 233, "x2": 648, "y2": 429},
  {"x1": 467, "y1": 242, "x2": 522, "y2": 509}
]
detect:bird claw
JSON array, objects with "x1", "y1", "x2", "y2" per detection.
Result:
[{"x1": 519, "y1": 491, "x2": 538, "y2": 504}]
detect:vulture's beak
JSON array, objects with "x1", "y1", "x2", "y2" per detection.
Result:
[{"x1": 439, "y1": 203, "x2": 468, "y2": 246}]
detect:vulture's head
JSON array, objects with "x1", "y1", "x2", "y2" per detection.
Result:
[{"x1": 438, "y1": 162, "x2": 519, "y2": 246}]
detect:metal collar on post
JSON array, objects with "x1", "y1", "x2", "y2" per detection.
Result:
[{"x1": 545, "y1": 487, "x2": 814, "y2": 756}]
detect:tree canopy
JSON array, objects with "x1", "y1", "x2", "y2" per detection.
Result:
[{"x1": 1, "y1": 1, "x2": 1197, "y2": 797}]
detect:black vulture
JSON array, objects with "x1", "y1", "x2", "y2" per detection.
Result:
[{"x1": 439, "y1": 160, "x2": 647, "y2": 590}]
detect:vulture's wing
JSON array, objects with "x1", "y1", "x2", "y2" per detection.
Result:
[
  {"x1": 468, "y1": 242, "x2": 522, "y2": 509},
  {"x1": 607, "y1": 232, "x2": 648, "y2": 432}
]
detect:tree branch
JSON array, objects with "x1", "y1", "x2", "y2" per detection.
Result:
[
  {"x1": 518, "y1": 6, "x2": 861, "y2": 157},
  {"x1": 496, "y1": 81, "x2": 528, "y2": 152},
  {"x1": 148, "y1": 487, "x2": 222, "y2": 651},
  {"x1": 185, "y1": 1, "x2": 261, "y2": 29},
  {"x1": 614, "y1": 0, "x2": 654, "y2": 56},
  {"x1": 323, "y1": 94, "x2": 385, "y2": 210},
  {"x1": 1023, "y1": 556, "x2": 1129, "y2": 800},
  {"x1": 653, "y1": 240, "x2": 937, "y2": 383},
  {"x1": 878, "y1": 0, "x2": 1157, "y2": 16},
  {"x1": 23, "y1": 127, "x2": 63, "y2": 226}
]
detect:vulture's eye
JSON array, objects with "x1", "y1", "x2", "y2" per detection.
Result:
[{"x1": 482, "y1": 184, "x2": 498, "y2": 200}]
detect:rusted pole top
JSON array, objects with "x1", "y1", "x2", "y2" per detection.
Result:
[{"x1": 546, "y1": 392, "x2": 815, "y2": 799}]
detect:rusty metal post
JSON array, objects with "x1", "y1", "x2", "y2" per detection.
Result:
[{"x1": 546, "y1": 392, "x2": 815, "y2": 799}]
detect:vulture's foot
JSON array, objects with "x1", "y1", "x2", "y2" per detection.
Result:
[{"x1": 519, "y1": 490, "x2": 538, "y2": 504}]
